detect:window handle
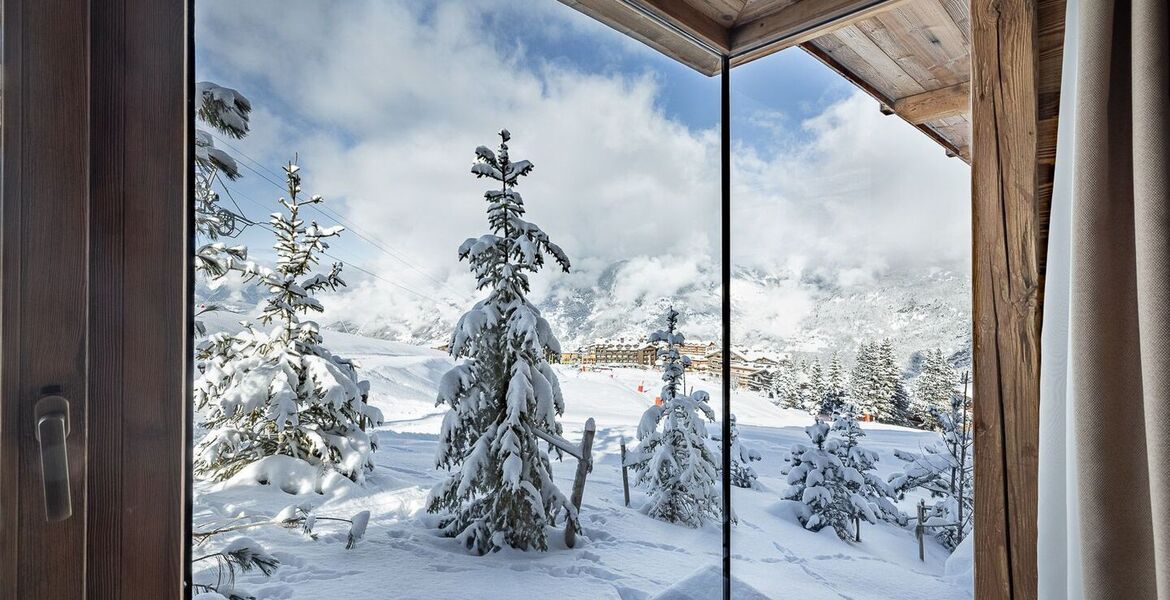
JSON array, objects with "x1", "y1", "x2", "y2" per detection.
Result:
[{"x1": 35, "y1": 395, "x2": 72, "y2": 522}]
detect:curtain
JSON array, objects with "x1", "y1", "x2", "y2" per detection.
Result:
[{"x1": 1039, "y1": 0, "x2": 1169, "y2": 598}]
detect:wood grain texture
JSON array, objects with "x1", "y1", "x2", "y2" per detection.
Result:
[
  {"x1": 895, "y1": 81, "x2": 970, "y2": 123},
  {"x1": 557, "y1": 0, "x2": 724, "y2": 74},
  {"x1": 729, "y1": 0, "x2": 912, "y2": 66},
  {"x1": 87, "y1": 0, "x2": 188, "y2": 597},
  {"x1": 0, "y1": 0, "x2": 90, "y2": 597},
  {"x1": 970, "y1": 0, "x2": 1063, "y2": 596}
]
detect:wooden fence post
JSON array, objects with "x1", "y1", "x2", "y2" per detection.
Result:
[
  {"x1": 917, "y1": 501, "x2": 926, "y2": 562},
  {"x1": 620, "y1": 439, "x2": 631, "y2": 508},
  {"x1": 564, "y1": 418, "x2": 596, "y2": 549},
  {"x1": 855, "y1": 515, "x2": 861, "y2": 543}
]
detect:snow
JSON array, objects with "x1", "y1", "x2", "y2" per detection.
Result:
[{"x1": 192, "y1": 319, "x2": 972, "y2": 599}]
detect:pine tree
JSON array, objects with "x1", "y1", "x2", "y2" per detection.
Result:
[
  {"x1": 629, "y1": 307, "x2": 721, "y2": 527},
  {"x1": 771, "y1": 357, "x2": 801, "y2": 410},
  {"x1": 890, "y1": 372, "x2": 973, "y2": 549},
  {"x1": 781, "y1": 421, "x2": 855, "y2": 539},
  {"x1": 914, "y1": 349, "x2": 957, "y2": 430},
  {"x1": 821, "y1": 352, "x2": 848, "y2": 415},
  {"x1": 728, "y1": 414, "x2": 762, "y2": 489},
  {"x1": 850, "y1": 340, "x2": 900, "y2": 423},
  {"x1": 193, "y1": 162, "x2": 381, "y2": 483},
  {"x1": 832, "y1": 410, "x2": 901, "y2": 525},
  {"x1": 427, "y1": 131, "x2": 575, "y2": 554},
  {"x1": 806, "y1": 359, "x2": 827, "y2": 415},
  {"x1": 194, "y1": 82, "x2": 252, "y2": 279}
]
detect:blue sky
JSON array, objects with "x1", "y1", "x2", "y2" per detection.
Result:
[{"x1": 195, "y1": 0, "x2": 969, "y2": 322}]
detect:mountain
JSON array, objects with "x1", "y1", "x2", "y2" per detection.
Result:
[{"x1": 197, "y1": 260, "x2": 971, "y2": 372}]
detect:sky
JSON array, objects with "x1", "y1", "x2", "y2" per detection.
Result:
[{"x1": 194, "y1": 0, "x2": 971, "y2": 327}]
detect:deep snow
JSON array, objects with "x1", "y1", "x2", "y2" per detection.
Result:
[{"x1": 192, "y1": 324, "x2": 973, "y2": 599}]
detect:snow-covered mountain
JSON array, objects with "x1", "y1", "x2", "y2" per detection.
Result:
[
  {"x1": 537, "y1": 262, "x2": 971, "y2": 369},
  {"x1": 197, "y1": 260, "x2": 970, "y2": 370}
]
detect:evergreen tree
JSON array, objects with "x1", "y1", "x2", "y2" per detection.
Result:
[
  {"x1": 194, "y1": 162, "x2": 381, "y2": 483},
  {"x1": 914, "y1": 349, "x2": 957, "y2": 430},
  {"x1": 426, "y1": 131, "x2": 574, "y2": 554},
  {"x1": 771, "y1": 357, "x2": 801, "y2": 410},
  {"x1": 728, "y1": 414, "x2": 762, "y2": 489},
  {"x1": 832, "y1": 410, "x2": 901, "y2": 525},
  {"x1": 821, "y1": 352, "x2": 848, "y2": 415},
  {"x1": 890, "y1": 378, "x2": 914, "y2": 427},
  {"x1": 781, "y1": 421, "x2": 855, "y2": 540},
  {"x1": 194, "y1": 82, "x2": 252, "y2": 279},
  {"x1": 890, "y1": 372, "x2": 973, "y2": 549},
  {"x1": 630, "y1": 307, "x2": 721, "y2": 527},
  {"x1": 806, "y1": 359, "x2": 827, "y2": 415},
  {"x1": 850, "y1": 340, "x2": 900, "y2": 423}
]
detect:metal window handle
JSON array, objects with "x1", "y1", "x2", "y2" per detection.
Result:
[{"x1": 35, "y1": 395, "x2": 72, "y2": 522}]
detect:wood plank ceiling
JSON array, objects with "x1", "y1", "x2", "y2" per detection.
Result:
[{"x1": 559, "y1": 0, "x2": 974, "y2": 161}]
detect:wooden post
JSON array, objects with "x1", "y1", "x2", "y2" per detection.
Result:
[
  {"x1": 620, "y1": 440, "x2": 631, "y2": 508},
  {"x1": 917, "y1": 501, "x2": 926, "y2": 562},
  {"x1": 854, "y1": 515, "x2": 861, "y2": 543},
  {"x1": 564, "y1": 418, "x2": 596, "y2": 549}
]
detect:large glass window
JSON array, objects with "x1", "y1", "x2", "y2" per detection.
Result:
[
  {"x1": 729, "y1": 50, "x2": 974, "y2": 598},
  {"x1": 191, "y1": 2, "x2": 725, "y2": 598}
]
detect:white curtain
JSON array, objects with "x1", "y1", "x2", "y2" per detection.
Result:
[{"x1": 1037, "y1": 0, "x2": 1082, "y2": 596}]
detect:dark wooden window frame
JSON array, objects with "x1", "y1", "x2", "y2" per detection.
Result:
[{"x1": 1, "y1": 0, "x2": 1061, "y2": 598}]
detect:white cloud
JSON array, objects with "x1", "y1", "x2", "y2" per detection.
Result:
[{"x1": 196, "y1": 0, "x2": 969, "y2": 335}]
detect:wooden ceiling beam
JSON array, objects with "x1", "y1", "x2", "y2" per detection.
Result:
[
  {"x1": 729, "y1": 0, "x2": 912, "y2": 67},
  {"x1": 557, "y1": 0, "x2": 724, "y2": 75},
  {"x1": 639, "y1": 0, "x2": 732, "y2": 52},
  {"x1": 893, "y1": 81, "x2": 971, "y2": 124}
]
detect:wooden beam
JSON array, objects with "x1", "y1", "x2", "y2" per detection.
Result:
[
  {"x1": 729, "y1": 0, "x2": 911, "y2": 67},
  {"x1": 970, "y1": 0, "x2": 1052, "y2": 596},
  {"x1": 894, "y1": 81, "x2": 970, "y2": 124},
  {"x1": 638, "y1": 0, "x2": 731, "y2": 53},
  {"x1": 557, "y1": 0, "x2": 723, "y2": 75}
]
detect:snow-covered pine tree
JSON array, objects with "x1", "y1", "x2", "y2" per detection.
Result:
[
  {"x1": 629, "y1": 307, "x2": 721, "y2": 527},
  {"x1": 771, "y1": 357, "x2": 801, "y2": 410},
  {"x1": 806, "y1": 359, "x2": 827, "y2": 415},
  {"x1": 728, "y1": 414, "x2": 762, "y2": 488},
  {"x1": 890, "y1": 378, "x2": 914, "y2": 427},
  {"x1": 821, "y1": 352, "x2": 848, "y2": 415},
  {"x1": 194, "y1": 162, "x2": 382, "y2": 483},
  {"x1": 850, "y1": 341, "x2": 899, "y2": 423},
  {"x1": 780, "y1": 420, "x2": 855, "y2": 540},
  {"x1": 194, "y1": 82, "x2": 252, "y2": 278},
  {"x1": 832, "y1": 409, "x2": 901, "y2": 525},
  {"x1": 889, "y1": 372, "x2": 973, "y2": 549},
  {"x1": 914, "y1": 349, "x2": 957, "y2": 430},
  {"x1": 427, "y1": 130, "x2": 575, "y2": 554}
]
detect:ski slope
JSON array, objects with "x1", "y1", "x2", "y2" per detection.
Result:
[{"x1": 192, "y1": 326, "x2": 973, "y2": 599}]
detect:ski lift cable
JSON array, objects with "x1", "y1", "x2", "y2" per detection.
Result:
[{"x1": 207, "y1": 132, "x2": 465, "y2": 299}]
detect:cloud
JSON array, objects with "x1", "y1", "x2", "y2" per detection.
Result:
[{"x1": 196, "y1": 0, "x2": 969, "y2": 337}]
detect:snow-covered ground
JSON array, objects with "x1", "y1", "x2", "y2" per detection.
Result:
[{"x1": 192, "y1": 326, "x2": 973, "y2": 599}]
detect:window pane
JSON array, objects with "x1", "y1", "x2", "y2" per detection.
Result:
[
  {"x1": 191, "y1": 2, "x2": 723, "y2": 598},
  {"x1": 729, "y1": 50, "x2": 975, "y2": 598}
]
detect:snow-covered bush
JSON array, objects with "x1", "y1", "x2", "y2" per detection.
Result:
[
  {"x1": 426, "y1": 130, "x2": 576, "y2": 554},
  {"x1": 889, "y1": 374, "x2": 973, "y2": 550},
  {"x1": 194, "y1": 162, "x2": 382, "y2": 483},
  {"x1": 781, "y1": 421, "x2": 853, "y2": 538},
  {"x1": 628, "y1": 307, "x2": 721, "y2": 527},
  {"x1": 782, "y1": 411, "x2": 900, "y2": 540},
  {"x1": 728, "y1": 414, "x2": 762, "y2": 489}
]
